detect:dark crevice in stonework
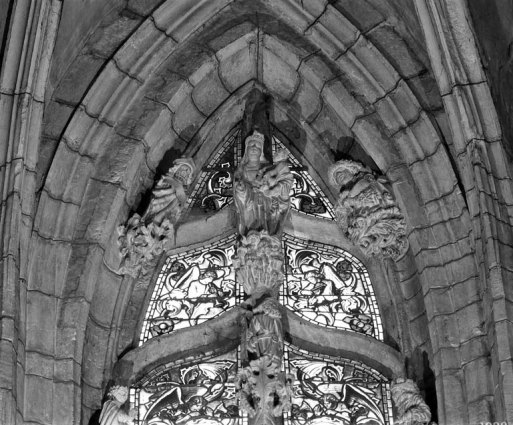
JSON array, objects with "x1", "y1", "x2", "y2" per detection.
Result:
[
  {"x1": 41, "y1": 188, "x2": 82, "y2": 207},
  {"x1": 441, "y1": 79, "x2": 489, "y2": 97},
  {"x1": 303, "y1": 3, "x2": 330, "y2": 35},
  {"x1": 333, "y1": 20, "x2": 386, "y2": 62},
  {"x1": 110, "y1": 57, "x2": 145, "y2": 84},
  {"x1": 417, "y1": 250, "x2": 476, "y2": 276}
]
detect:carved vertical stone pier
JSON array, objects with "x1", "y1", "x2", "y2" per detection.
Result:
[{"x1": 233, "y1": 131, "x2": 294, "y2": 424}]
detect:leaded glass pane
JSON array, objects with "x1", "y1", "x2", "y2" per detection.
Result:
[
  {"x1": 139, "y1": 234, "x2": 238, "y2": 345},
  {"x1": 284, "y1": 343, "x2": 393, "y2": 425},
  {"x1": 281, "y1": 234, "x2": 383, "y2": 340},
  {"x1": 131, "y1": 350, "x2": 248, "y2": 425},
  {"x1": 272, "y1": 136, "x2": 335, "y2": 220},
  {"x1": 184, "y1": 124, "x2": 335, "y2": 220}
]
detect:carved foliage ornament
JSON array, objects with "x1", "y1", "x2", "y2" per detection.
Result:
[
  {"x1": 118, "y1": 158, "x2": 196, "y2": 277},
  {"x1": 328, "y1": 159, "x2": 409, "y2": 261},
  {"x1": 391, "y1": 379, "x2": 433, "y2": 425}
]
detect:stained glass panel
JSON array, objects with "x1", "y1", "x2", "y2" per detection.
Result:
[
  {"x1": 272, "y1": 136, "x2": 335, "y2": 220},
  {"x1": 139, "y1": 234, "x2": 238, "y2": 345},
  {"x1": 281, "y1": 234, "x2": 383, "y2": 340},
  {"x1": 184, "y1": 124, "x2": 335, "y2": 220},
  {"x1": 131, "y1": 350, "x2": 247, "y2": 425},
  {"x1": 284, "y1": 343, "x2": 393, "y2": 425}
]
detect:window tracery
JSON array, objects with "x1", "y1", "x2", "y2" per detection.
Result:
[
  {"x1": 281, "y1": 235, "x2": 383, "y2": 340},
  {"x1": 183, "y1": 125, "x2": 335, "y2": 220},
  {"x1": 139, "y1": 234, "x2": 239, "y2": 346}
]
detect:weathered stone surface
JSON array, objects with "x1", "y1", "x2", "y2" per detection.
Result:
[
  {"x1": 172, "y1": 95, "x2": 205, "y2": 141},
  {"x1": 34, "y1": 192, "x2": 80, "y2": 241},
  {"x1": 42, "y1": 100, "x2": 75, "y2": 140},
  {"x1": 218, "y1": 33, "x2": 257, "y2": 92},
  {"x1": 289, "y1": 78, "x2": 322, "y2": 123},
  {"x1": 53, "y1": 54, "x2": 105, "y2": 105},
  {"x1": 263, "y1": 46, "x2": 299, "y2": 100},
  {"x1": 24, "y1": 375, "x2": 54, "y2": 424},
  {"x1": 322, "y1": 78, "x2": 367, "y2": 127},
  {"x1": 191, "y1": 68, "x2": 230, "y2": 116},
  {"x1": 333, "y1": 0, "x2": 384, "y2": 32}
]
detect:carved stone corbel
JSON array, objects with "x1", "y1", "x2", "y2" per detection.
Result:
[
  {"x1": 328, "y1": 159, "x2": 409, "y2": 261},
  {"x1": 117, "y1": 158, "x2": 195, "y2": 277}
]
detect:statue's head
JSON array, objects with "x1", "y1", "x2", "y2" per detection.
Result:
[
  {"x1": 273, "y1": 148, "x2": 289, "y2": 163},
  {"x1": 328, "y1": 159, "x2": 366, "y2": 189},
  {"x1": 172, "y1": 158, "x2": 196, "y2": 185},
  {"x1": 242, "y1": 131, "x2": 266, "y2": 165},
  {"x1": 108, "y1": 385, "x2": 129, "y2": 403}
]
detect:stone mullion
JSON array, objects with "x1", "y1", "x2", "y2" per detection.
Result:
[{"x1": 0, "y1": 0, "x2": 62, "y2": 423}]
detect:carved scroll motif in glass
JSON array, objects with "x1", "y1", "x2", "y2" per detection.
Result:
[
  {"x1": 281, "y1": 235, "x2": 383, "y2": 340},
  {"x1": 139, "y1": 234, "x2": 239, "y2": 345}
]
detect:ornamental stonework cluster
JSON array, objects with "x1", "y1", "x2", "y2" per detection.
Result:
[{"x1": 328, "y1": 159, "x2": 409, "y2": 261}]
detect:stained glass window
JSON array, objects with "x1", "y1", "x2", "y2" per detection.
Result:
[
  {"x1": 183, "y1": 124, "x2": 335, "y2": 220},
  {"x1": 131, "y1": 349, "x2": 247, "y2": 425},
  {"x1": 281, "y1": 234, "x2": 383, "y2": 340},
  {"x1": 139, "y1": 234, "x2": 239, "y2": 346},
  {"x1": 284, "y1": 343, "x2": 393, "y2": 425}
]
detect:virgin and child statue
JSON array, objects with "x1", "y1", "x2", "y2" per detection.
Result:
[{"x1": 233, "y1": 131, "x2": 294, "y2": 237}]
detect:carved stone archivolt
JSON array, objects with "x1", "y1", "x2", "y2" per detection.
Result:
[
  {"x1": 233, "y1": 131, "x2": 293, "y2": 424},
  {"x1": 328, "y1": 159, "x2": 409, "y2": 261},
  {"x1": 391, "y1": 379, "x2": 433, "y2": 425},
  {"x1": 118, "y1": 158, "x2": 196, "y2": 277}
]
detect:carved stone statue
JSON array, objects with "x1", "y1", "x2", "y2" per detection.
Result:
[
  {"x1": 328, "y1": 159, "x2": 409, "y2": 261},
  {"x1": 232, "y1": 230, "x2": 284, "y2": 299},
  {"x1": 391, "y1": 379, "x2": 433, "y2": 425},
  {"x1": 234, "y1": 132, "x2": 293, "y2": 237},
  {"x1": 142, "y1": 158, "x2": 195, "y2": 226},
  {"x1": 118, "y1": 158, "x2": 195, "y2": 277},
  {"x1": 99, "y1": 385, "x2": 136, "y2": 425}
]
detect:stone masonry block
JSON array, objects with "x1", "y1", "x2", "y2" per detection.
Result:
[
  {"x1": 306, "y1": 5, "x2": 359, "y2": 60},
  {"x1": 494, "y1": 320, "x2": 513, "y2": 362},
  {"x1": 24, "y1": 375, "x2": 54, "y2": 424},
  {"x1": 264, "y1": 34, "x2": 305, "y2": 70},
  {"x1": 114, "y1": 21, "x2": 176, "y2": 83},
  {"x1": 218, "y1": 33, "x2": 257, "y2": 92},
  {"x1": 116, "y1": 96, "x2": 167, "y2": 140},
  {"x1": 290, "y1": 78, "x2": 322, "y2": 123},
  {"x1": 431, "y1": 314, "x2": 461, "y2": 351},
  {"x1": 53, "y1": 381, "x2": 79, "y2": 425},
  {"x1": 63, "y1": 243, "x2": 104, "y2": 301},
  {"x1": 146, "y1": 124, "x2": 184, "y2": 172},
  {"x1": 464, "y1": 356, "x2": 493, "y2": 403},
  {"x1": 404, "y1": 292, "x2": 426, "y2": 320},
  {"x1": 424, "y1": 288, "x2": 456, "y2": 318},
  {"x1": 399, "y1": 275, "x2": 423, "y2": 300},
  {"x1": 208, "y1": 20, "x2": 256, "y2": 52},
  {"x1": 27, "y1": 236, "x2": 71, "y2": 295},
  {"x1": 26, "y1": 291, "x2": 56, "y2": 354},
  {"x1": 82, "y1": 61, "x2": 141, "y2": 126},
  {"x1": 460, "y1": 335, "x2": 489, "y2": 366},
  {"x1": 88, "y1": 13, "x2": 142, "y2": 59},
  {"x1": 433, "y1": 347, "x2": 463, "y2": 375},
  {"x1": 145, "y1": 71, "x2": 187, "y2": 105},
  {"x1": 322, "y1": 78, "x2": 367, "y2": 127},
  {"x1": 42, "y1": 100, "x2": 75, "y2": 140},
  {"x1": 453, "y1": 278, "x2": 481, "y2": 312},
  {"x1": 154, "y1": 0, "x2": 232, "y2": 42},
  {"x1": 44, "y1": 143, "x2": 95, "y2": 204},
  {"x1": 82, "y1": 320, "x2": 111, "y2": 388},
  {"x1": 0, "y1": 340, "x2": 16, "y2": 389},
  {"x1": 74, "y1": 180, "x2": 126, "y2": 246},
  {"x1": 56, "y1": 299, "x2": 90, "y2": 361},
  {"x1": 172, "y1": 95, "x2": 205, "y2": 142},
  {"x1": 439, "y1": 370, "x2": 469, "y2": 424},
  {"x1": 53, "y1": 54, "x2": 104, "y2": 105},
  {"x1": 408, "y1": 315, "x2": 430, "y2": 348},
  {"x1": 54, "y1": 357, "x2": 80, "y2": 384},
  {"x1": 92, "y1": 136, "x2": 145, "y2": 185},
  {"x1": 367, "y1": 24, "x2": 425, "y2": 78},
  {"x1": 300, "y1": 54, "x2": 341, "y2": 91},
  {"x1": 263, "y1": 47, "x2": 299, "y2": 101},
  {"x1": 191, "y1": 68, "x2": 230, "y2": 116},
  {"x1": 89, "y1": 264, "x2": 123, "y2": 327},
  {"x1": 337, "y1": 36, "x2": 400, "y2": 103},
  {"x1": 332, "y1": 0, "x2": 384, "y2": 32},
  {"x1": 25, "y1": 351, "x2": 53, "y2": 379},
  {"x1": 406, "y1": 72, "x2": 442, "y2": 111},
  {"x1": 128, "y1": 0, "x2": 162, "y2": 16},
  {"x1": 63, "y1": 106, "x2": 115, "y2": 159},
  {"x1": 34, "y1": 192, "x2": 80, "y2": 241}
]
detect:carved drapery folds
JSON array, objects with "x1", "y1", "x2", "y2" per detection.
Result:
[
  {"x1": 233, "y1": 131, "x2": 293, "y2": 424},
  {"x1": 328, "y1": 159, "x2": 409, "y2": 261},
  {"x1": 391, "y1": 379, "x2": 433, "y2": 425},
  {"x1": 118, "y1": 158, "x2": 196, "y2": 277},
  {"x1": 100, "y1": 385, "x2": 137, "y2": 425}
]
